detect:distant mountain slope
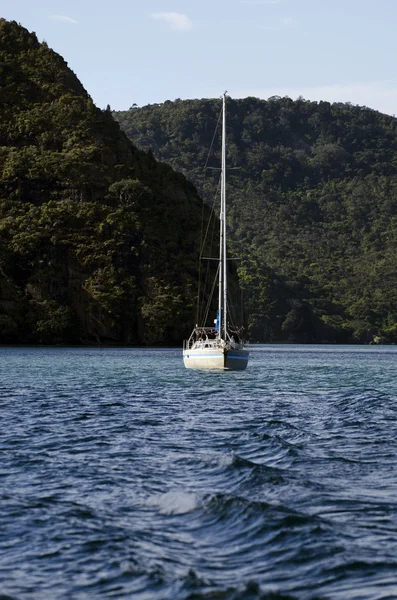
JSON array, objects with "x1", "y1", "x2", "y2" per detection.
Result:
[
  {"x1": 0, "y1": 20, "x2": 208, "y2": 345},
  {"x1": 114, "y1": 97, "x2": 397, "y2": 343}
]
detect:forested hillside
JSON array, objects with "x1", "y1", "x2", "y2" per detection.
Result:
[
  {"x1": 115, "y1": 97, "x2": 397, "y2": 343},
  {"x1": 0, "y1": 20, "x2": 209, "y2": 345}
]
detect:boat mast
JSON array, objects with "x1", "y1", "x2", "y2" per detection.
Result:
[
  {"x1": 218, "y1": 98, "x2": 224, "y2": 338},
  {"x1": 218, "y1": 93, "x2": 228, "y2": 340}
]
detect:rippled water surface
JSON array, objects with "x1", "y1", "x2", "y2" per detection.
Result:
[{"x1": 1, "y1": 345, "x2": 397, "y2": 599}]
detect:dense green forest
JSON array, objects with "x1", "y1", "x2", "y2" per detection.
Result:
[
  {"x1": 3, "y1": 19, "x2": 397, "y2": 345},
  {"x1": 0, "y1": 19, "x2": 212, "y2": 345},
  {"x1": 115, "y1": 97, "x2": 397, "y2": 343}
]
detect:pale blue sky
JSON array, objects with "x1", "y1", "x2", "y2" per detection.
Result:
[{"x1": 3, "y1": 0, "x2": 397, "y2": 114}]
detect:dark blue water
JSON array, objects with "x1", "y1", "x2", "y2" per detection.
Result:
[{"x1": 1, "y1": 345, "x2": 397, "y2": 599}]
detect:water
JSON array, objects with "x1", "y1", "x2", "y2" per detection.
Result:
[{"x1": 1, "y1": 345, "x2": 397, "y2": 599}]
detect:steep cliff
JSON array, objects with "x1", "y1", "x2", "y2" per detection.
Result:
[{"x1": 0, "y1": 20, "x2": 206, "y2": 344}]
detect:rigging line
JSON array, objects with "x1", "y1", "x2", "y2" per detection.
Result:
[
  {"x1": 227, "y1": 287, "x2": 241, "y2": 332},
  {"x1": 196, "y1": 176, "x2": 207, "y2": 325},
  {"x1": 196, "y1": 250, "x2": 202, "y2": 326},
  {"x1": 227, "y1": 291, "x2": 239, "y2": 331},
  {"x1": 199, "y1": 199, "x2": 218, "y2": 325},
  {"x1": 226, "y1": 252, "x2": 243, "y2": 332},
  {"x1": 203, "y1": 263, "x2": 220, "y2": 326},
  {"x1": 199, "y1": 105, "x2": 222, "y2": 258},
  {"x1": 240, "y1": 240, "x2": 244, "y2": 329},
  {"x1": 197, "y1": 103, "x2": 222, "y2": 326},
  {"x1": 203, "y1": 104, "x2": 223, "y2": 173},
  {"x1": 199, "y1": 187, "x2": 218, "y2": 326},
  {"x1": 197, "y1": 168, "x2": 216, "y2": 324},
  {"x1": 199, "y1": 177, "x2": 221, "y2": 258},
  {"x1": 200, "y1": 246, "x2": 211, "y2": 325}
]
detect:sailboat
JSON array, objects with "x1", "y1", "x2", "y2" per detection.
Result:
[{"x1": 183, "y1": 93, "x2": 249, "y2": 371}]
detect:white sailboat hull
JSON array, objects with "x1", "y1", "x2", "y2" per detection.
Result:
[
  {"x1": 183, "y1": 94, "x2": 249, "y2": 373},
  {"x1": 183, "y1": 347, "x2": 249, "y2": 371}
]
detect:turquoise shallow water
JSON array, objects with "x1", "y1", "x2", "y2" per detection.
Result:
[{"x1": 1, "y1": 345, "x2": 397, "y2": 599}]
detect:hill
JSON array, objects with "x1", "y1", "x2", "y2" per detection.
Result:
[
  {"x1": 0, "y1": 20, "x2": 209, "y2": 345},
  {"x1": 114, "y1": 97, "x2": 397, "y2": 343}
]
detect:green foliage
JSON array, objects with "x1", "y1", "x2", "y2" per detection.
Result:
[
  {"x1": 0, "y1": 19, "x2": 205, "y2": 345},
  {"x1": 28, "y1": 300, "x2": 74, "y2": 343},
  {"x1": 114, "y1": 97, "x2": 397, "y2": 343},
  {"x1": 0, "y1": 313, "x2": 18, "y2": 341}
]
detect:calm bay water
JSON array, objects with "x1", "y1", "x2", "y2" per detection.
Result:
[{"x1": 1, "y1": 345, "x2": 397, "y2": 599}]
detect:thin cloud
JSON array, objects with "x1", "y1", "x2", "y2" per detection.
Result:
[
  {"x1": 151, "y1": 12, "x2": 193, "y2": 32},
  {"x1": 233, "y1": 82, "x2": 397, "y2": 116},
  {"x1": 49, "y1": 15, "x2": 78, "y2": 24}
]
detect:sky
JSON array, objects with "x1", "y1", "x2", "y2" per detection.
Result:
[{"x1": 3, "y1": 0, "x2": 397, "y2": 115}]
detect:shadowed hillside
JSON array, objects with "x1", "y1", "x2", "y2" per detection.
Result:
[{"x1": 0, "y1": 20, "x2": 210, "y2": 345}]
